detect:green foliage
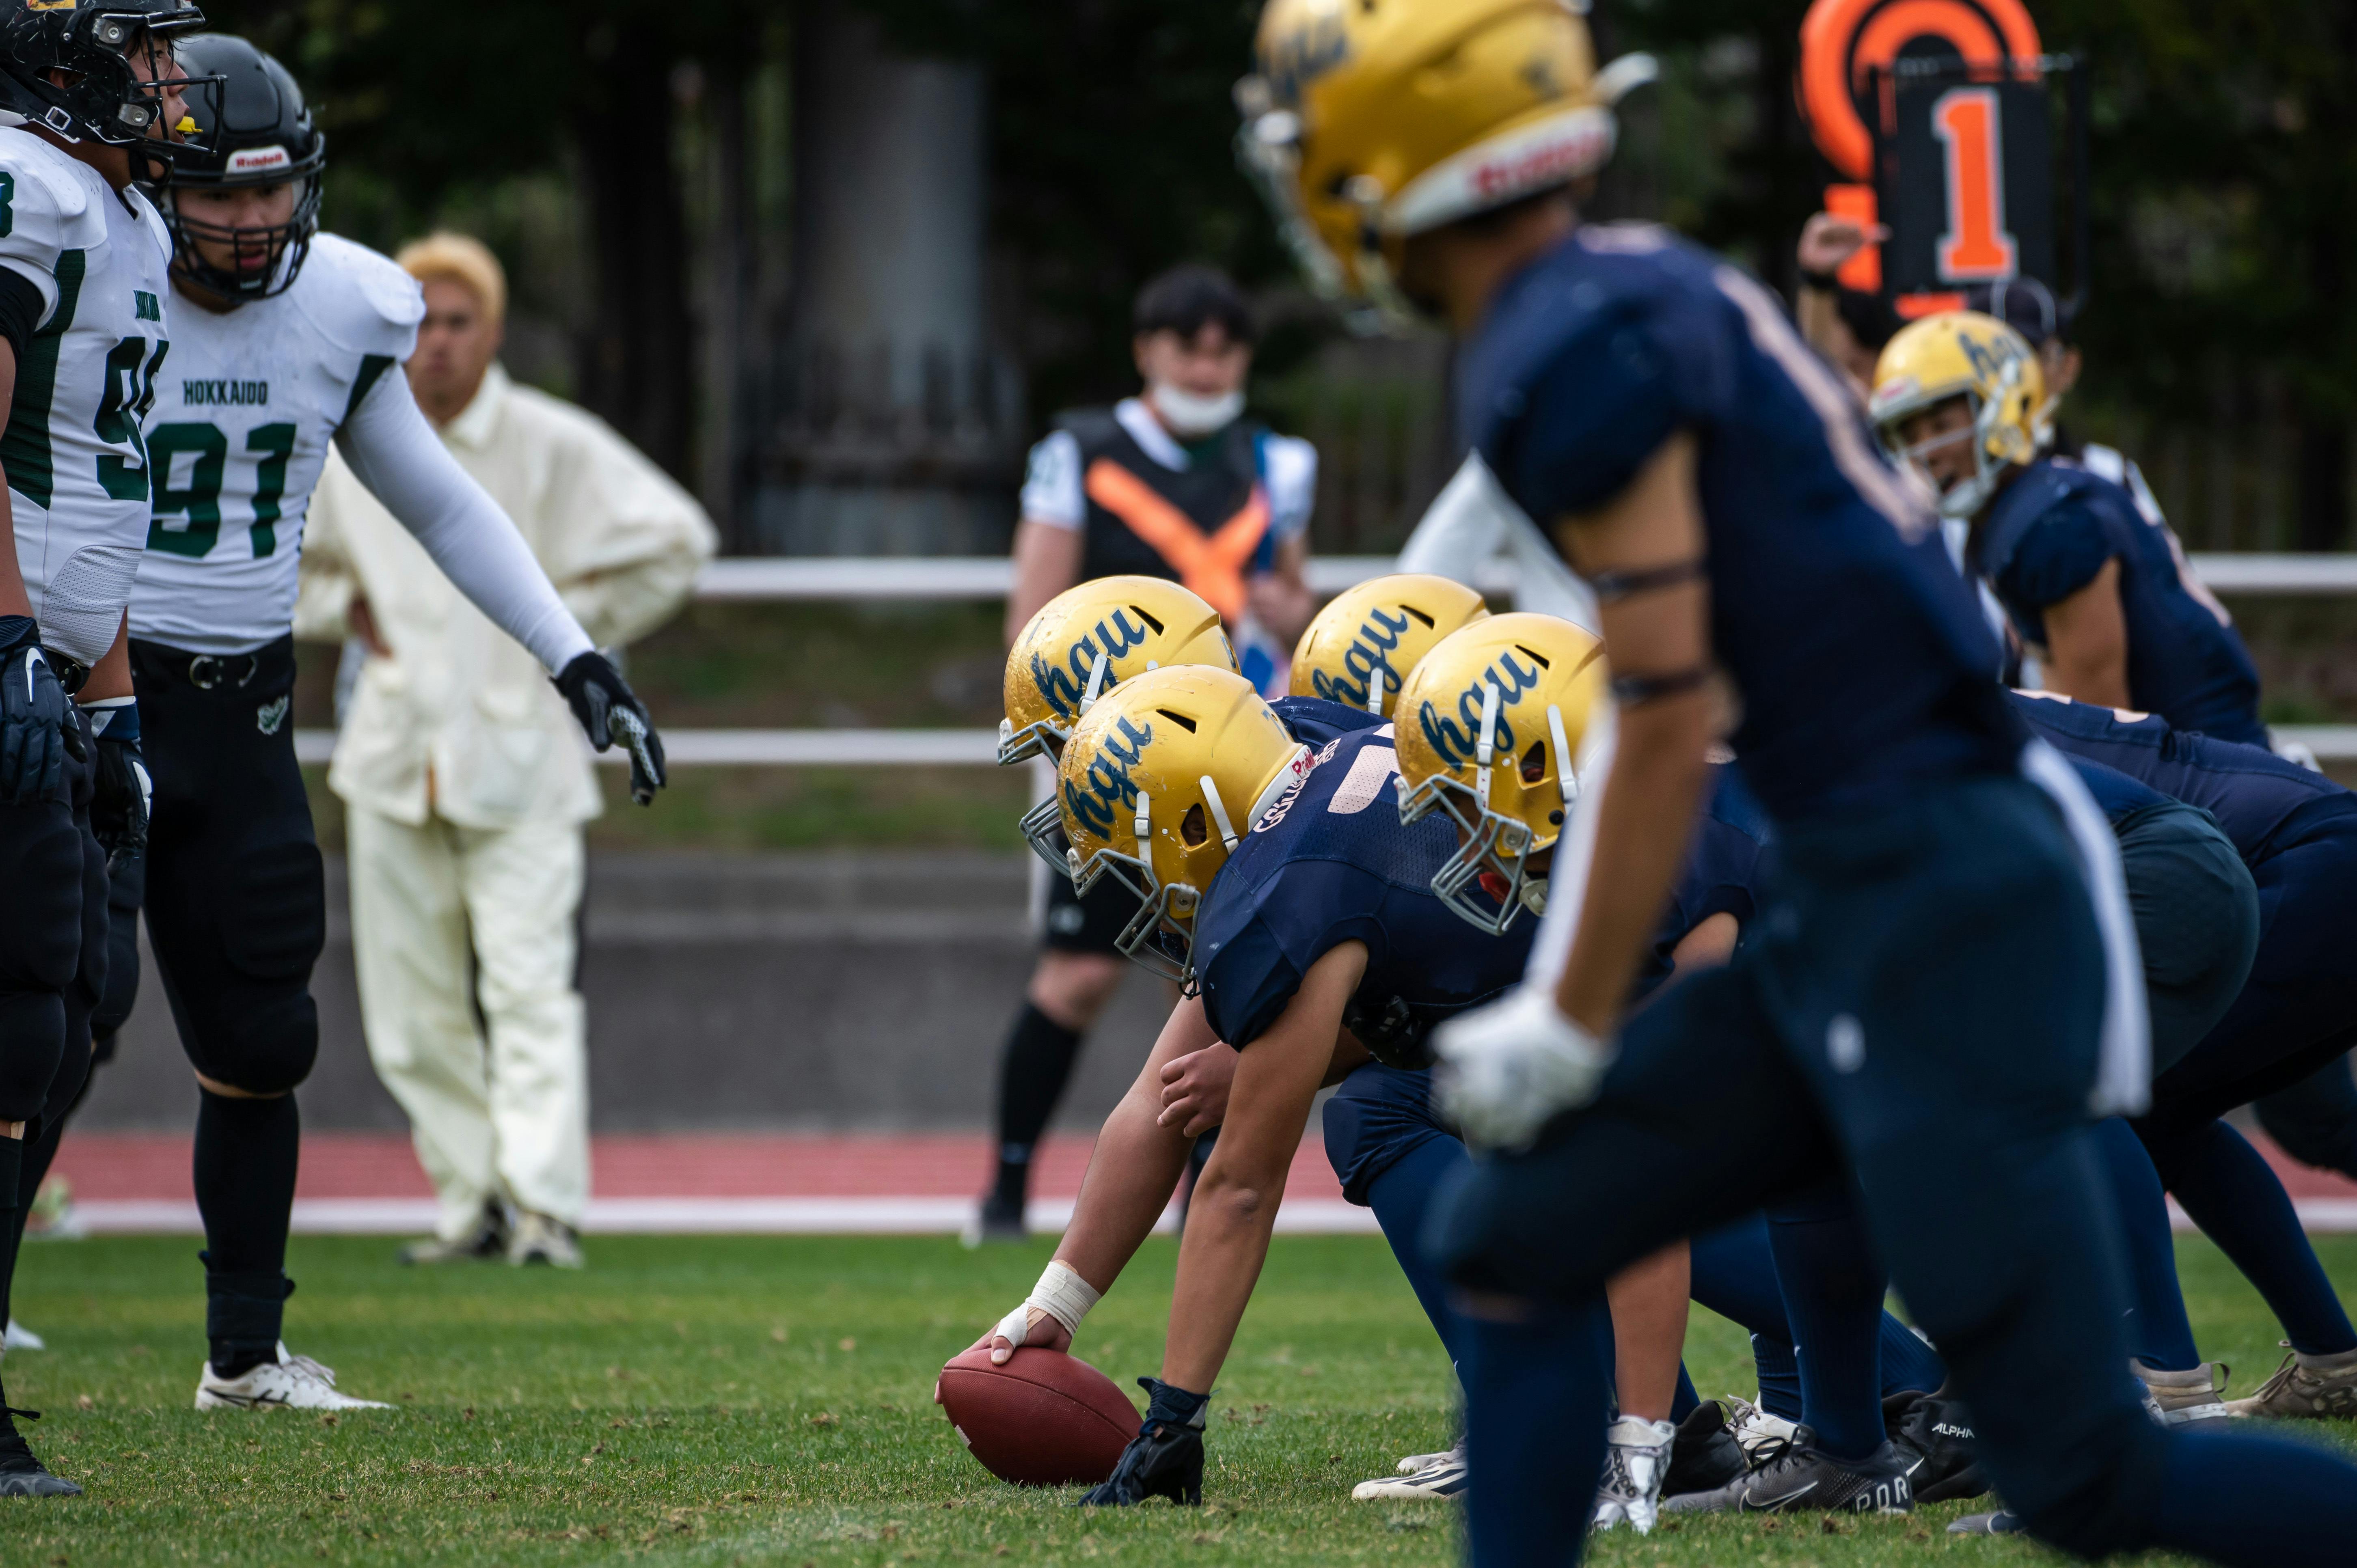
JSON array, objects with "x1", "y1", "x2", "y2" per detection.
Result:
[{"x1": 7, "y1": 1232, "x2": 2351, "y2": 1563}]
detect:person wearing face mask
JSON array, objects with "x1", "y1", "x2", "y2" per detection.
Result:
[{"x1": 971, "y1": 264, "x2": 1318, "y2": 1243}]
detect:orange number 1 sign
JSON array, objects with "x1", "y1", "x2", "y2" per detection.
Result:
[{"x1": 1932, "y1": 86, "x2": 2018, "y2": 281}]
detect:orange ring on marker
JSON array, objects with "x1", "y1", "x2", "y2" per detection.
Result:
[{"x1": 1800, "y1": 0, "x2": 2040, "y2": 179}]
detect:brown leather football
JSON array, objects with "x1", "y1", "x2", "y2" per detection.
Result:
[{"x1": 935, "y1": 1347, "x2": 1141, "y2": 1486}]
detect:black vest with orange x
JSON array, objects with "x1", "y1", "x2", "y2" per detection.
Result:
[{"x1": 1057, "y1": 408, "x2": 1273, "y2": 623}]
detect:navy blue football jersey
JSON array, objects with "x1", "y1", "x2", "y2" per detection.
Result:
[
  {"x1": 1633, "y1": 766, "x2": 1773, "y2": 1001},
  {"x1": 1977, "y1": 458, "x2": 2264, "y2": 746},
  {"x1": 2012, "y1": 691, "x2": 2353, "y2": 863},
  {"x1": 1459, "y1": 225, "x2": 2024, "y2": 822},
  {"x1": 2065, "y1": 755, "x2": 2170, "y2": 826},
  {"x1": 1194, "y1": 726, "x2": 1768, "y2": 1061},
  {"x1": 1270, "y1": 693, "x2": 1388, "y2": 750}
]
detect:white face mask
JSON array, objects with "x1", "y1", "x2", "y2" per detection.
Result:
[{"x1": 1149, "y1": 381, "x2": 1245, "y2": 439}]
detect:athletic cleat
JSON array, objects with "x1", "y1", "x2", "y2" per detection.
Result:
[
  {"x1": 1663, "y1": 1402, "x2": 1746, "y2": 1498},
  {"x1": 1949, "y1": 1509, "x2": 2025, "y2": 1534},
  {"x1": 961, "y1": 1192, "x2": 1026, "y2": 1249},
  {"x1": 2226, "y1": 1344, "x2": 2357, "y2": 1420},
  {"x1": 4, "y1": 1320, "x2": 45, "y2": 1352},
  {"x1": 1592, "y1": 1415, "x2": 1675, "y2": 1533},
  {"x1": 1391, "y1": 1441, "x2": 1460, "y2": 1476},
  {"x1": 398, "y1": 1203, "x2": 509, "y2": 1266},
  {"x1": 1660, "y1": 1425, "x2": 1917, "y2": 1516},
  {"x1": 1883, "y1": 1388, "x2": 1988, "y2": 1503},
  {"x1": 1352, "y1": 1445, "x2": 1468, "y2": 1500},
  {"x1": 0, "y1": 1387, "x2": 79, "y2": 1498},
  {"x1": 2133, "y1": 1359, "x2": 2233, "y2": 1425},
  {"x1": 1721, "y1": 1393, "x2": 1799, "y2": 1470},
  {"x1": 507, "y1": 1212, "x2": 583, "y2": 1268},
  {"x1": 194, "y1": 1344, "x2": 393, "y2": 1411}
]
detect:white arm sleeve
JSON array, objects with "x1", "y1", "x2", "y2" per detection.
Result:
[{"x1": 332, "y1": 369, "x2": 596, "y2": 674}]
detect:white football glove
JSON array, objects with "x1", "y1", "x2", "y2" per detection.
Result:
[{"x1": 1433, "y1": 986, "x2": 1614, "y2": 1151}]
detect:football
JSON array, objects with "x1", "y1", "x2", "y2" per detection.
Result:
[{"x1": 935, "y1": 1347, "x2": 1142, "y2": 1486}]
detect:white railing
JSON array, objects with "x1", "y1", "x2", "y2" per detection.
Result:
[{"x1": 292, "y1": 554, "x2": 2357, "y2": 768}]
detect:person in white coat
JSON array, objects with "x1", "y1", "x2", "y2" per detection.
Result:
[{"x1": 296, "y1": 233, "x2": 714, "y2": 1268}]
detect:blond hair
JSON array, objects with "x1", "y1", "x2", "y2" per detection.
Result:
[{"x1": 396, "y1": 231, "x2": 507, "y2": 324}]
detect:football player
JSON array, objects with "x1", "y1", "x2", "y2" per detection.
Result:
[
  {"x1": 978, "y1": 574, "x2": 1321, "y2": 1242},
  {"x1": 1237, "y1": 2, "x2": 2357, "y2": 1565},
  {"x1": 979, "y1": 626, "x2": 1943, "y2": 1525},
  {"x1": 2014, "y1": 691, "x2": 2357, "y2": 1422},
  {"x1": 0, "y1": 0, "x2": 207, "y2": 1496},
  {"x1": 1869, "y1": 312, "x2": 2266, "y2": 746},
  {"x1": 8, "y1": 35, "x2": 663, "y2": 1415},
  {"x1": 1286, "y1": 571, "x2": 1489, "y2": 718}
]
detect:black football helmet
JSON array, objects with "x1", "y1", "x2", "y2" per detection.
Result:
[
  {"x1": 0, "y1": 0, "x2": 211, "y2": 176},
  {"x1": 155, "y1": 34, "x2": 324, "y2": 301}
]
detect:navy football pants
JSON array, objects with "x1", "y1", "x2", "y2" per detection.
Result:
[{"x1": 1435, "y1": 776, "x2": 2357, "y2": 1567}]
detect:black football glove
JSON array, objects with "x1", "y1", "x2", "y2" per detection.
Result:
[
  {"x1": 0, "y1": 616, "x2": 69, "y2": 807},
  {"x1": 554, "y1": 650, "x2": 666, "y2": 806},
  {"x1": 1076, "y1": 1378, "x2": 1208, "y2": 1507},
  {"x1": 82, "y1": 696, "x2": 150, "y2": 876}
]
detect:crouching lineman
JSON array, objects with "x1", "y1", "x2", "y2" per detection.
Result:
[
  {"x1": 0, "y1": 0, "x2": 207, "y2": 1495},
  {"x1": 9, "y1": 35, "x2": 666, "y2": 1414},
  {"x1": 1231, "y1": 0, "x2": 2357, "y2": 1563},
  {"x1": 975, "y1": 623, "x2": 1941, "y2": 1525}
]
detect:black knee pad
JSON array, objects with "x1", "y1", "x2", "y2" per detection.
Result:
[{"x1": 200, "y1": 986, "x2": 319, "y2": 1096}]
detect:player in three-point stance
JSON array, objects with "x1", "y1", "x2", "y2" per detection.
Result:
[
  {"x1": 5, "y1": 35, "x2": 665, "y2": 1415},
  {"x1": 0, "y1": 0, "x2": 207, "y2": 1495},
  {"x1": 1237, "y1": 0, "x2": 2357, "y2": 1563}
]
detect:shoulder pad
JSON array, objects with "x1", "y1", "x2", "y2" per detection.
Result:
[
  {"x1": 289, "y1": 233, "x2": 426, "y2": 359},
  {"x1": 0, "y1": 134, "x2": 105, "y2": 258}
]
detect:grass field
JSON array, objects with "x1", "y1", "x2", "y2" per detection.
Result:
[{"x1": 4, "y1": 1233, "x2": 2353, "y2": 1566}]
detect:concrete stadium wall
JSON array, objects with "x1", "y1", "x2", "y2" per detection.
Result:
[{"x1": 77, "y1": 852, "x2": 1172, "y2": 1135}]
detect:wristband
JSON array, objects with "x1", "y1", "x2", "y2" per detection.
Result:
[
  {"x1": 1799, "y1": 267, "x2": 1841, "y2": 292},
  {"x1": 79, "y1": 694, "x2": 137, "y2": 740},
  {"x1": 994, "y1": 1260, "x2": 1103, "y2": 1346}
]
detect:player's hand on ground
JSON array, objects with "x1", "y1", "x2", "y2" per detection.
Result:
[
  {"x1": 1796, "y1": 211, "x2": 1888, "y2": 279},
  {"x1": 1433, "y1": 986, "x2": 1614, "y2": 1150},
  {"x1": 0, "y1": 618, "x2": 70, "y2": 805},
  {"x1": 553, "y1": 650, "x2": 667, "y2": 804},
  {"x1": 1157, "y1": 1043, "x2": 1238, "y2": 1137},
  {"x1": 971, "y1": 1304, "x2": 1074, "y2": 1365}
]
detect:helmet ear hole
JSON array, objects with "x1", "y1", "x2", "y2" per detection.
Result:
[
  {"x1": 1520, "y1": 741, "x2": 1547, "y2": 784},
  {"x1": 1181, "y1": 803, "x2": 1209, "y2": 847}
]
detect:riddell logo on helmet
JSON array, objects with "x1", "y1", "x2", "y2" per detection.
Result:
[
  {"x1": 227, "y1": 145, "x2": 293, "y2": 174},
  {"x1": 1468, "y1": 122, "x2": 1610, "y2": 202}
]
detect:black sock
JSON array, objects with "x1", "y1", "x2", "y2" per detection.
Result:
[
  {"x1": 992, "y1": 1003, "x2": 1085, "y2": 1207},
  {"x1": 194, "y1": 1090, "x2": 299, "y2": 1378}
]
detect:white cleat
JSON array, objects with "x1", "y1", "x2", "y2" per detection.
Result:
[
  {"x1": 194, "y1": 1344, "x2": 393, "y2": 1412},
  {"x1": 1592, "y1": 1415, "x2": 1676, "y2": 1534},
  {"x1": 2132, "y1": 1359, "x2": 2234, "y2": 1426},
  {"x1": 4, "y1": 1320, "x2": 45, "y2": 1352},
  {"x1": 1393, "y1": 1442, "x2": 1460, "y2": 1477},
  {"x1": 1353, "y1": 1443, "x2": 1468, "y2": 1500},
  {"x1": 1722, "y1": 1393, "x2": 1800, "y2": 1469}
]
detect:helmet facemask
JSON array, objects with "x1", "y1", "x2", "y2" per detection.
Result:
[
  {"x1": 161, "y1": 168, "x2": 322, "y2": 302},
  {"x1": 1399, "y1": 685, "x2": 1580, "y2": 936}
]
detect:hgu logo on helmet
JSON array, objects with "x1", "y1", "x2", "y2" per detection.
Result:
[
  {"x1": 1956, "y1": 327, "x2": 2020, "y2": 386},
  {"x1": 1416, "y1": 650, "x2": 1542, "y2": 770},
  {"x1": 1028, "y1": 609, "x2": 1155, "y2": 720},
  {"x1": 1308, "y1": 606, "x2": 1412, "y2": 708},
  {"x1": 1062, "y1": 715, "x2": 1154, "y2": 837}
]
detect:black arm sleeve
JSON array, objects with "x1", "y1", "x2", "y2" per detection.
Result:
[{"x1": 0, "y1": 267, "x2": 43, "y2": 365}]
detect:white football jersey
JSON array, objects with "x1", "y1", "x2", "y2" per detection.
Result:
[
  {"x1": 132, "y1": 232, "x2": 423, "y2": 654},
  {"x1": 0, "y1": 129, "x2": 173, "y2": 667}
]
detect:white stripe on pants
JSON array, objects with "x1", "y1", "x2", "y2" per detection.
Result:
[{"x1": 346, "y1": 805, "x2": 589, "y2": 1240}]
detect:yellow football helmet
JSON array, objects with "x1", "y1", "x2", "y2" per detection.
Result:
[
  {"x1": 1002, "y1": 577, "x2": 1237, "y2": 874},
  {"x1": 1394, "y1": 613, "x2": 1607, "y2": 934},
  {"x1": 1053, "y1": 666, "x2": 1313, "y2": 984},
  {"x1": 1236, "y1": 0, "x2": 1655, "y2": 323},
  {"x1": 1867, "y1": 311, "x2": 2048, "y2": 521},
  {"x1": 1291, "y1": 573, "x2": 1491, "y2": 717}
]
